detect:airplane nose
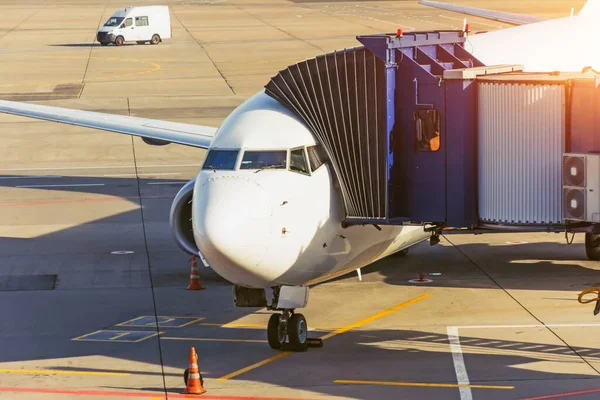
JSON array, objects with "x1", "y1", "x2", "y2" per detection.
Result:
[{"x1": 192, "y1": 176, "x2": 276, "y2": 287}]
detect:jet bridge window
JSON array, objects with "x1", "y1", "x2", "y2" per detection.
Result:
[
  {"x1": 135, "y1": 16, "x2": 149, "y2": 26},
  {"x1": 290, "y1": 148, "x2": 309, "y2": 175},
  {"x1": 414, "y1": 108, "x2": 440, "y2": 152},
  {"x1": 240, "y1": 151, "x2": 287, "y2": 170},
  {"x1": 202, "y1": 149, "x2": 238, "y2": 170}
]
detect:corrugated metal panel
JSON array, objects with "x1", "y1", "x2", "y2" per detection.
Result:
[
  {"x1": 264, "y1": 47, "x2": 388, "y2": 219},
  {"x1": 478, "y1": 82, "x2": 565, "y2": 225}
]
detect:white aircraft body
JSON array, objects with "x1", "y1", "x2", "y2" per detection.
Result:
[{"x1": 1, "y1": 0, "x2": 599, "y2": 351}]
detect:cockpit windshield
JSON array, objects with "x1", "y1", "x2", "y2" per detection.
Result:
[
  {"x1": 104, "y1": 17, "x2": 124, "y2": 27},
  {"x1": 240, "y1": 151, "x2": 286, "y2": 170},
  {"x1": 202, "y1": 149, "x2": 238, "y2": 170}
]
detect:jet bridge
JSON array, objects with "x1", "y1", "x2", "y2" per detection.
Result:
[
  {"x1": 265, "y1": 30, "x2": 489, "y2": 228},
  {"x1": 264, "y1": 29, "x2": 600, "y2": 233}
]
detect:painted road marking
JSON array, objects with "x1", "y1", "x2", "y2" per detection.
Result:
[
  {"x1": 0, "y1": 194, "x2": 178, "y2": 208},
  {"x1": 72, "y1": 330, "x2": 159, "y2": 343},
  {"x1": 199, "y1": 322, "x2": 339, "y2": 330},
  {"x1": 521, "y1": 387, "x2": 600, "y2": 400},
  {"x1": 116, "y1": 316, "x2": 204, "y2": 328},
  {"x1": 0, "y1": 369, "x2": 130, "y2": 377},
  {"x1": 0, "y1": 387, "x2": 300, "y2": 399},
  {"x1": 16, "y1": 183, "x2": 105, "y2": 188},
  {"x1": 162, "y1": 337, "x2": 267, "y2": 343},
  {"x1": 448, "y1": 326, "x2": 472, "y2": 400},
  {"x1": 334, "y1": 379, "x2": 513, "y2": 390},
  {"x1": 0, "y1": 175, "x2": 62, "y2": 180},
  {"x1": 217, "y1": 293, "x2": 433, "y2": 380},
  {"x1": 103, "y1": 173, "x2": 182, "y2": 177},
  {"x1": 447, "y1": 323, "x2": 600, "y2": 400},
  {"x1": 0, "y1": 164, "x2": 199, "y2": 171}
]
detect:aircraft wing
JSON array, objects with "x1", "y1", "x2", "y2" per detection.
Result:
[
  {"x1": 0, "y1": 99, "x2": 217, "y2": 149},
  {"x1": 418, "y1": 0, "x2": 548, "y2": 25}
]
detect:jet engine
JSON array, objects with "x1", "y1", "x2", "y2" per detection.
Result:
[
  {"x1": 142, "y1": 137, "x2": 171, "y2": 146},
  {"x1": 169, "y1": 178, "x2": 198, "y2": 255}
]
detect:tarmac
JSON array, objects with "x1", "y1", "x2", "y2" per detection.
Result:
[{"x1": 1, "y1": 0, "x2": 600, "y2": 399}]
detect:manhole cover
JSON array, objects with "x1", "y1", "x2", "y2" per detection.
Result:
[{"x1": 111, "y1": 251, "x2": 135, "y2": 255}]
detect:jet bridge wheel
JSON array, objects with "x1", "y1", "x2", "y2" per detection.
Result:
[{"x1": 585, "y1": 233, "x2": 600, "y2": 261}]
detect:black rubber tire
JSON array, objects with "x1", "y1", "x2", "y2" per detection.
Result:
[
  {"x1": 288, "y1": 313, "x2": 308, "y2": 351},
  {"x1": 100, "y1": 42, "x2": 108, "y2": 46},
  {"x1": 585, "y1": 233, "x2": 600, "y2": 261},
  {"x1": 115, "y1": 36, "x2": 124, "y2": 46},
  {"x1": 267, "y1": 314, "x2": 285, "y2": 349},
  {"x1": 150, "y1": 34, "x2": 160, "y2": 45},
  {"x1": 184, "y1": 368, "x2": 188, "y2": 385}
]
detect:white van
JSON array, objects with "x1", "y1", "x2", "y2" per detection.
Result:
[{"x1": 97, "y1": 6, "x2": 172, "y2": 46}]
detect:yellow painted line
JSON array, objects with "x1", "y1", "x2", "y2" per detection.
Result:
[
  {"x1": 199, "y1": 322, "x2": 340, "y2": 330},
  {"x1": 162, "y1": 337, "x2": 267, "y2": 343},
  {"x1": 217, "y1": 293, "x2": 433, "y2": 381},
  {"x1": 217, "y1": 352, "x2": 291, "y2": 380},
  {"x1": 334, "y1": 379, "x2": 514, "y2": 390},
  {"x1": 0, "y1": 369, "x2": 130, "y2": 377},
  {"x1": 319, "y1": 293, "x2": 433, "y2": 341}
]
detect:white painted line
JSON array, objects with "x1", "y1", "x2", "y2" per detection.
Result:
[
  {"x1": 0, "y1": 175, "x2": 62, "y2": 180},
  {"x1": 367, "y1": 17, "x2": 416, "y2": 30},
  {"x1": 453, "y1": 323, "x2": 600, "y2": 329},
  {"x1": 447, "y1": 323, "x2": 600, "y2": 399},
  {"x1": 103, "y1": 173, "x2": 182, "y2": 177},
  {"x1": 447, "y1": 326, "x2": 472, "y2": 400},
  {"x1": 147, "y1": 182, "x2": 184, "y2": 185},
  {"x1": 16, "y1": 184, "x2": 105, "y2": 188},
  {"x1": 0, "y1": 164, "x2": 199, "y2": 171},
  {"x1": 438, "y1": 14, "x2": 503, "y2": 28}
]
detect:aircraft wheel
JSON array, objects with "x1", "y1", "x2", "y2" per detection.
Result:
[
  {"x1": 150, "y1": 34, "x2": 160, "y2": 45},
  {"x1": 585, "y1": 233, "x2": 600, "y2": 261},
  {"x1": 267, "y1": 314, "x2": 286, "y2": 349},
  {"x1": 288, "y1": 313, "x2": 308, "y2": 351}
]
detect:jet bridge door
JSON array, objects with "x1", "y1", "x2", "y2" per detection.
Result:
[{"x1": 390, "y1": 61, "x2": 447, "y2": 223}]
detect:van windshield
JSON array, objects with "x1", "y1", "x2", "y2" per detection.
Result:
[{"x1": 104, "y1": 17, "x2": 124, "y2": 27}]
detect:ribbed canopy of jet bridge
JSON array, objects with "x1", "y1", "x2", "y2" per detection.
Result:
[{"x1": 264, "y1": 47, "x2": 387, "y2": 220}]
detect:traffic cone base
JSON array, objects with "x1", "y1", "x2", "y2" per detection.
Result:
[
  {"x1": 183, "y1": 347, "x2": 206, "y2": 395},
  {"x1": 187, "y1": 256, "x2": 205, "y2": 290}
]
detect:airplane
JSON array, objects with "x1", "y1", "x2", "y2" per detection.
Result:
[{"x1": 1, "y1": 0, "x2": 599, "y2": 352}]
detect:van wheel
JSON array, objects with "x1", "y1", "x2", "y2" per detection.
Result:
[
  {"x1": 115, "y1": 36, "x2": 124, "y2": 46},
  {"x1": 150, "y1": 34, "x2": 160, "y2": 45},
  {"x1": 100, "y1": 42, "x2": 108, "y2": 46}
]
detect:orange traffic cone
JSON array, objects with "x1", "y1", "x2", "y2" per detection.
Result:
[
  {"x1": 183, "y1": 347, "x2": 206, "y2": 395},
  {"x1": 186, "y1": 255, "x2": 204, "y2": 290}
]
